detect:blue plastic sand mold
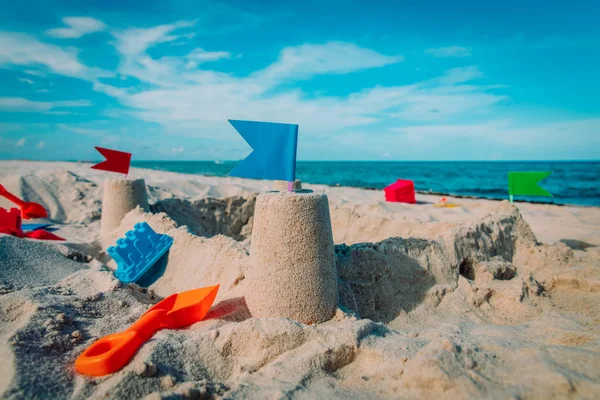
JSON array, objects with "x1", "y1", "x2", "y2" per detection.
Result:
[
  {"x1": 108, "y1": 222, "x2": 173, "y2": 284},
  {"x1": 22, "y1": 223, "x2": 53, "y2": 232}
]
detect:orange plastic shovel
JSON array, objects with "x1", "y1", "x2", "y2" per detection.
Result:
[
  {"x1": 0, "y1": 184, "x2": 48, "y2": 219},
  {"x1": 75, "y1": 284, "x2": 219, "y2": 376}
]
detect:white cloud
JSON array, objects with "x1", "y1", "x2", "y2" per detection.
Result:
[
  {"x1": 18, "y1": 78, "x2": 34, "y2": 84},
  {"x1": 254, "y1": 42, "x2": 403, "y2": 83},
  {"x1": 425, "y1": 46, "x2": 472, "y2": 57},
  {"x1": 3, "y1": 18, "x2": 588, "y2": 160},
  {"x1": 391, "y1": 119, "x2": 600, "y2": 152},
  {"x1": 37, "y1": 141, "x2": 46, "y2": 149},
  {"x1": 436, "y1": 66, "x2": 483, "y2": 85},
  {"x1": 45, "y1": 110, "x2": 88, "y2": 115},
  {"x1": 185, "y1": 48, "x2": 233, "y2": 69},
  {"x1": 58, "y1": 124, "x2": 104, "y2": 136},
  {"x1": 0, "y1": 97, "x2": 92, "y2": 112},
  {"x1": 187, "y1": 48, "x2": 232, "y2": 62},
  {"x1": 103, "y1": 31, "x2": 419, "y2": 134},
  {"x1": 15, "y1": 138, "x2": 26, "y2": 147},
  {"x1": 109, "y1": 20, "x2": 209, "y2": 86},
  {"x1": 111, "y1": 60, "x2": 500, "y2": 136},
  {"x1": 110, "y1": 25, "x2": 402, "y2": 97},
  {"x1": 392, "y1": 121, "x2": 511, "y2": 140},
  {"x1": 112, "y1": 20, "x2": 196, "y2": 57},
  {"x1": 391, "y1": 88, "x2": 508, "y2": 121},
  {"x1": 0, "y1": 31, "x2": 111, "y2": 80},
  {"x1": 55, "y1": 123, "x2": 126, "y2": 145},
  {"x1": 45, "y1": 17, "x2": 107, "y2": 39},
  {"x1": 24, "y1": 69, "x2": 46, "y2": 77},
  {"x1": 0, "y1": 123, "x2": 26, "y2": 133},
  {"x1": 316, "y1": 119, "x2": 600, "y2": 160},
  {"x1": 93, "y1": 82, "x2": 127, "y2": 98}
]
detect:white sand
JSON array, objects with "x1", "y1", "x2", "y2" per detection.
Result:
[
  {"x1": 0, "y1": 160, "x2": 599, "y2": 399},
  {"x1": 273, "y1": 180, "x2": 302, "y2": 191}
]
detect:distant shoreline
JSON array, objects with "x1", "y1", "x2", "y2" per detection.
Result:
[
  {"x1": 2, "y1": 159, "x2": 597, "y2": 208},
  {"x1": 5, "y1": 159, "x2": 597, "y2": 163}
]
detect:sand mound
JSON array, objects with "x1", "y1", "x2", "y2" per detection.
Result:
[
  {"x1": 0, "y1": 267, "x2": 143, "y2": 399},
  {"x1": 0, "y1": 170, "x2": 102, "y2": 224},
  {"x1": 0, "y1": 235, "x2": 89, "y2": 292},
  {"x1": 105, "y1": 203, "x2": 535, "y2": 323},
  {"x1": 102, "y1": 207, "x2": 249, "y2": 302},
  {"x1": 335, "y1": 204, "x2": 536, "y2": 323},
  {"x1": 150, "y1": 195, "x2": 256, "y2": 241},
  {"x1": 328, "y1": 198, "x2": 538, "y2": 246}
]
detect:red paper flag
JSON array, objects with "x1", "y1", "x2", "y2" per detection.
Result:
[{"x1": 91, "y1": 147, "x2": 131, "y2": 175}]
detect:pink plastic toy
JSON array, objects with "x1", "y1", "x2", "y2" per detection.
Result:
[{"x1": 384, "y1": 179, "x2": 416, "y2": 204}]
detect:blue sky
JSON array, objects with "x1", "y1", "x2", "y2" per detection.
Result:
[{"x1": 0, "y1": 0, "x2": 598, "y2": 161}]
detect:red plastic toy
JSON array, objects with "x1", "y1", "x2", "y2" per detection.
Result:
[
  {"x1": 384, "y1": 179, "x2": 416, "y2": 204},
  {"x1": 26, "y1": 229, "x2": 65, "y2": 241},
  {"x1": 0, "y1": 184, "x2": 48, "y2": 219},
  {"x1": 0, "y1": 207, "x2": 23, "y2": 236},
  {"x1": 0, "y1": 206, "x2": 64, "y2": 241}
]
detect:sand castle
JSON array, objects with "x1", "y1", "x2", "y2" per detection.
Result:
[
  {"x1": 274, "y1": 179, "x2": 302, "y2": 191},
  {"x1": 244, "y1": 190, "x2": 338, "y2": 324},
  {"x1": 100, "y1": 178, "x2": 149, "y2": 240}
]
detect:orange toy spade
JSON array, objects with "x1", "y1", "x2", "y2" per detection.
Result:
[
  {"x1": 75, "y1": 285, "x2": 219, "y2": 376},
  {"x1": 0, "y1": 184, "x2": 48, "y2": 219}
]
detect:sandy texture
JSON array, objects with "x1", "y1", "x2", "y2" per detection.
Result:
[
  {"x1": 100, "y1": 178, "x2": 149, "y2": 243},
  {"x1": 245, "y1": 190, "x2": 338, "y2": 324},
  {"x1": 0, "y1": 160, "x2": 599, "y2": 400},
  {"x1": 150, "y1": 195, "x2": 256, "y2": 241},
  {"x1": 274, "y1": 180, "x2": 302, "y2": 191}
]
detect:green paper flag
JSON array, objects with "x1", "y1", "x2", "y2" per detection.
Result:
[{"x1": 508, "y1": 171, "x2": 553, "y2": 200}]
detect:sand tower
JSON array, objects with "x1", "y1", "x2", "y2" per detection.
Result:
[
  {"x1": 274, "y1": 179, "x2": 302, "y2": 191},
  {"x1": 100, "y1": 178, "x2": 149, "y2": 237},
  {"x1": 245, "y1": 190, "x2": 338, "y2": 324}
]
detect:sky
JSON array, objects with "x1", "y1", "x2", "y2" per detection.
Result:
[{"x1": 0, "y1": 0, "x2": 598, "y2": 161}]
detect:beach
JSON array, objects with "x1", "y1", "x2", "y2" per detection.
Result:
[{"x1": 1, "y1": 160, "x2": 599, "y2": 399}]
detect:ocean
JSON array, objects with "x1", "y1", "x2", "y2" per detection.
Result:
[{"x1": 131, "y1": 161, "x2": 600, "y2": 207}]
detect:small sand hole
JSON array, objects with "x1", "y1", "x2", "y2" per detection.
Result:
[
  {"x1": 459, "y1": 259, "x2": 475, "y2": 280},
  {"x1": 496, "y1": 266, "x2": 516, "y2": 281}
]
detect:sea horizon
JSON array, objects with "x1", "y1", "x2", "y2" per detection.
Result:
[
  {"x1": 4, "y1": 159, "x2": 597, "y2": 206},
  {"x1": 121, "y1": 160, "x2": 598, "y2": 207}
]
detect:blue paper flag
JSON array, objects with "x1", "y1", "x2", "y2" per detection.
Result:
[{"x1": 228, "y1": 119, "x2": 298, "y2": 182}]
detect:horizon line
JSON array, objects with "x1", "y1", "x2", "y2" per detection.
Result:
[{"x1": 2, "y1": 159, "x2": 600, "y2": 163}]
